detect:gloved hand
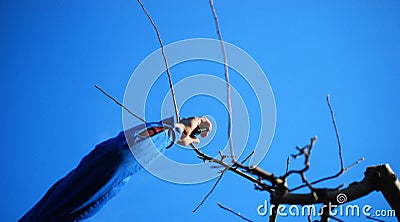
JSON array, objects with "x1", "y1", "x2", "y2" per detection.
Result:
[{"x1": 175, "y1": 116, "x2": 212, "y2": 146}]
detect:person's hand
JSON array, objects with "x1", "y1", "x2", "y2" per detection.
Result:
[{"x1": 175, "y1": 116, "x2": 212, "y2": 146}]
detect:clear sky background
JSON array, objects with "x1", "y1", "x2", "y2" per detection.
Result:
[{"x1": 1, "y1": 0, "x2": 399, "y2": 221}]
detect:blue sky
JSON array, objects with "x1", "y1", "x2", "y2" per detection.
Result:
[{"x1": 1, "y1": 0, "x2": 399, "y2": 221}]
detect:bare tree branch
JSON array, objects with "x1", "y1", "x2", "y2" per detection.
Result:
[
  {"x1": 289, "y1": 157, "x2": 365, "y2": 192},
  {"x1": 240, "y1": 151, "x2": 255, "y2": 165},
  {"x1": 136, "y1": 0, "x2": 180, "y2": 122},
  {"x1": 270, "y1": 164, "x2": 400, "y2": 211},
  {"x1": 282, "y1": 137, "x2": 317, "y2": 181},
  {"x1": 209, "y1": 0, "x2": 235, "y2": 163},
  {"x1": 125, "y1": 2, "x2": 400, "y2": 222},
  {"x1": 193, "y1": 151, "x2": 256, "y2": 212},
  {"x1": 95, "y1": 85, "x2": 146, "y2": 123},
  {"x1": 193, "y1": 173, "x2": 224, "y2": 212},
  {"x1": 134, "y1": 3, "x2": 400, "y2": 220},
  {"x1": 217, "y1": 202, "x2": 254, "y2": 222},
  {"x1": 326, "y1": 94, "x2": 344, "y2": 171},
  {"x1": 285, "y1": 157, "x2": 290, "y2": 174},
  {"x1": 190, "y1": 143, "x2": 274, "y2": 192},
  {"x1": 186, "y1": 96, "x2": 398, "y2": 222},
  {"x1": 288, "y1": 95, "x2": 364, "y2": 192},
  {"x1": 344, "y1": 157, "x2": 364, "y2": 171}
]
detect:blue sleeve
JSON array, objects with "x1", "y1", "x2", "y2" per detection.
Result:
[{"x1": 19, "y1": 117, "x2": 182, "y2": 222}]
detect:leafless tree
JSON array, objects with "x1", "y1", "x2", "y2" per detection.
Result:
[
  {"x1": 131, "y1": 1, "x2": 400, "y2": 221},
  {"x1": 190, "y1": 95, "x2": 400, "y2": 222}
]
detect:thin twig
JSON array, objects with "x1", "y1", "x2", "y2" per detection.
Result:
[
  {"x1": 209, "y1": 0, "x2": 235, "y2": 163},
  {"x1": 193, "y1": 173, "x2": 224, "y2": 212},
  {"x1": 136, "y1": 4, "x2": 214, "y2": 196},
  {"x1": 285, "y1": 157, "x2": 290, "y2": 174},
  {"x1": 327, "y1": 95, "x2": 344, "y2": 171},
  {"x1": 283, "y1": 137, "x2": 317, "y2": 180},
  {"x1": 233, "y1": 151, "x2": 255, "y2": 173},
  {"x1": 241, "y1": 151, "x2": 255, "y2": 164},
  {"x1": 190, "y1": 144, "x2": 273, "y2": 192},
  {"x1": 344, "y1": 157, "x2": 364, "y2": 171},
  {"x1": 287, "y1": 96, "x2": 365, "y2": 192},
  {"x1": 279, "y1": 138, "x2": 318, "y2": 199},
  {"x1": 95, "y1": 85, "x2": 146, "y2": 123},
  {"x1": 136, "y1": 0, "x2": 180, "y2": 122},
  {"x1": 217, "y1": 202, "x2": 254, "y2": 222},
  {"x1": 289, "y1": 157, "x2": 364, "y2": 192}
]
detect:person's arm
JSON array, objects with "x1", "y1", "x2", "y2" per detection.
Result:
[
  {"x1": 123, "y1": 116, "x2": 212, "y2": 178},
  {"x1": 125, "y1": 116, "x2": 211, "y2": 147},
  {"x1": 19, "y1": 116, "x2": 212, "y2": 222}
]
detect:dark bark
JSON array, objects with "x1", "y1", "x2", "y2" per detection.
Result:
[{"x1": 269, "y1": 164, "x2": 399, "y2": 221}]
